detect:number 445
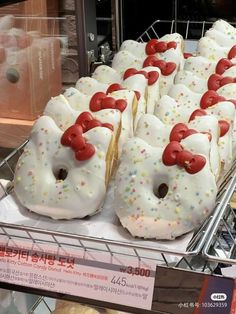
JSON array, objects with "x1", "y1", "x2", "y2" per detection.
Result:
[{"x1": 111, "y1": 276, "x2": 127, "y2": 287}]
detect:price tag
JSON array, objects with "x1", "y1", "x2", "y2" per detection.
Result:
[{"x1": 0, "y1": 241, "x2": 156, "y2": 310}]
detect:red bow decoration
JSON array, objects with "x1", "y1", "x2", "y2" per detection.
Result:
[
  {"x1": 188, "y1": 109, "x2": 230, "y2": 137},
  {"x1": 89, "y1": 92, "x2": 127, "y2": 112},
  {"x1": 106, "y1": 83, "x2": 141, "y2": 101},
  {"x1": 207, "y1": 73, "x2": 236, "y2": 91},
  {"x1": 143, "y1": 56, "x2": 176, "y2": 75},
  {"x1": 228, "y1": 45, "x2": 236, "y2": 60},
  {"x1": 188, "y1": 109, "x2": 207, "y2": 122},
  {"x1": 200, "y1": 90, "x2": 236, "y2": 109},
  {"x1": 169, "y1": 123, "x2": 198, "y2": 142},
  {"x1": 76, "y1": 111, "x2": 113, "y2": 132},
  {"x1": 123, "y1": 68, "x2": 159, "y2": 85},
  {"x1": 170, "y1": 123, "x2": 212, "y2": 142},
  {"x1": 215, "y1": 58, "x2": 234, "y2": 75},
  {"x1": 61, "y1": 124, "x2": 95, "y2": 161},
  {"x1": 162, "y1": 141, "x2": 206, "y2": 174},
  {"x1": 145, "y1": 39, "x2": 177, "y2": 55}
]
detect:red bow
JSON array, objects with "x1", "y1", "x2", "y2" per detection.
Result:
[
  {"x1": 123, "y1": 68, "x2": 159, "y2": 85},
  {"x1": 89, "y1": 92, "x2": 127, "y2": 112},
  {"x1": 207, "y1": 73, "x2": 236, "y2": 91},
  {"x1": 215, "y1": 58, "x2": 235, "y2": 75},
  {"x1": 76, "y1": 111, "x2": 113, "y2": 132},
  {"x1": 143, "y1": 55, "x2": 176, "y2": 75},
  {"x1": 61, "y1": 124, "x2": 95, "y2": 161},
  {"x1": 189, "y1": 109, "x2": 230, "y2": 137},
  {"x1": 145, "y1": 39, "x2": 177, "y2": 55},
  {"x1": 200, "y1": 90, "x2": 236, "y2": 109},
  {"x1": 228, "y1": 45, "x2": 236, "y2": 60},
  {"x1": 170, "y1": 123, "x2": 212, "y2": 142},
  {"x1": 162, "y1": 141, "x2": 206, "y2": 174}
]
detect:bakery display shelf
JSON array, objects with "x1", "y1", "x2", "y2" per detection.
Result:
[{"x1": 1, "y1": 19, "x2": 236, "y2": 313}]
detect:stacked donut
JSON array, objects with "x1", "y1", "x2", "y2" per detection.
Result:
[
  {"x1": 114, "y1": 19, "x2": 236, "y2": 239},
  {"x1": 13, "y1": 19, "x2": 236, "y2": 240},
  {"x1": 13, "y1": 32, "x2": 181, "y2": 220}
]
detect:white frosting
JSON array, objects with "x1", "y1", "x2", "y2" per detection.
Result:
[
  {"x1": 224, "y1": 65, "x2": 236, "y2": 77},
  {"x1": 174, "y1": 70, "x2": 207, "y2": 94},
  {"x1": 92, "y1": 64, "x2": 161, "y2": 118},
  {"x1": 212, "y1": 19, "x2": 236, "y2": 37},
  {"x1": 119, "y1": 40, "x2": 147, "y2": 59},
  {"x1": 205, "y1": 28, "x2": 236, "y2": 47},
  {"x1": 197, "y1": 37, "x2": 230, "y2": 61},
  {"x1": 112, "y1": 50, "x2": 143, "y2": 76},
  {"x1": 75, "y1": 77, "x2": 108, "y2": 95},
  {"x1": 44, "y1": 94, "x2": 121, "y2": 133},
  {"x1": 114, "y1": 136, "x2": 217, "y2": 239},
  {"x1": 64, "y1": 88, "x2": 135, "y2": 157},
  {"x1": 14, "y1": 116, "x2": 113, "y2": 219},
  {"x1": 92, "y1": 65, "x2": 147, "y2": 126},
  {"x1": 92, "y1": 65, "x2": 122, "y2": 84},
  {"x1": 184, "y1": 56, "x2": 216, "y2": 79},
  {"x1": 135, "y1": 114, "x2": 221, "y2": 179}
]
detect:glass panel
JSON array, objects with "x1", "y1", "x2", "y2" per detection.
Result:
[{"x1": 0, "y1": 0, "x2": 79, "y2": 121}]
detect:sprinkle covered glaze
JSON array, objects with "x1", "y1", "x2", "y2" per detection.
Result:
[
  {"x1": 114, "y1": 137, "x2": 217, "y2": 240},
  {"x1": 14, "y1": 116, "x2": 113, "y2": 219}
]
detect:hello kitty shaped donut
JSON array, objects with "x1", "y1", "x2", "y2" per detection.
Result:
[
  {"x1": 114, "y1": 135, "x2": 217, "y2": 240},
  {"x1": 135, "y1": 114, "x2": 221, "y2": 180},
  {"x1": 63, "y1": 87, "x2": 135, "y2": 157},
  {"x1": 14, "y1": 115, "x2": 114, "y2": 219},
  {"x1": 155, "y1": 87, "x2": 235, "y2": 173},
  {"x1": 111, "y1": 48, "x2": 178, "y2": 97},
  {"x1": 92, "y1": 64, "x2": 161, "y2": 114}
]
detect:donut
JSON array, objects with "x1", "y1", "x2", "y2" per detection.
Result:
[
  {"x1": 119, "y1": 34, "x2": 184, "y2": 68},
  {"x1": 175, "y1": 64, "x2": 236, "y2": 94},
  {"x1": 63, "y1": 87, "x2": 136, "y2": 157},
  {"x1": 135, "y1": 114, "x2": 221, "y2": 180},
  {"x1": 184, "y1": 56, "x2": 216, "y2": 79},
  {"x1": 93, "y1": 64, "x2": 161, "y2": 115},
  {"x1": 211, "y1": 19, "x2": 236, "y2": 39},
  {"x1": 205, "y1": 28, "x2": 236, "y2": 47},
  {"x1": 174, "y1": 70, "x2": 208, "y2": 94},
  {"x1": 114, "y1": 135, "x2": 217, "y2": 240},
  {"x1": 76, "y1": 69, "x2": 147, "y2": 128},
  {"x1": 75, "y1": 77, "x2": 108, "y2": 95},
  {"x1": 43, "y1": 94, "x2": 121, "y2": 174},
  {"x1": 154, "y1": 85, "x2": 235, "y2": 172},
  {"x1": 112, "y1": 48, "x2": 178, "y2": 97},
  {"x1": 112, "y1": 50, "x2": 143, "y2": 76},
  {"x1": 14, "y1": 115, "x2": 114, "y2": 219},
  {"x1": 197, "y1": 37, "x2": 233, "y2": 61}
]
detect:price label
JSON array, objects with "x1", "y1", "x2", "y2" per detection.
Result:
[{"x1": 0, "y1": 240, "x2": 156, "y2": 310}]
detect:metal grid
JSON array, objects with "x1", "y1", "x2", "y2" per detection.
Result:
[
  {"x1": 29, "y1": 296, "x2": 54, "y2": 314},
  {"x1": 137, "y1": 19, "x2": 236, "y2": 42}
]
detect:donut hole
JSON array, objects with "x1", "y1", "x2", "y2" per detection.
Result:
[
  {"x1": 153, "y1": 183, "x2": 168, "y2": 199},
  {"x1": 53, "y1": 168, "x2": 68, "y2": 181}
]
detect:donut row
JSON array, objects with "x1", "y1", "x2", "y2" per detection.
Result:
[{"x1": 13, "y1": 19, "x2": 236, "y2": 240}]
